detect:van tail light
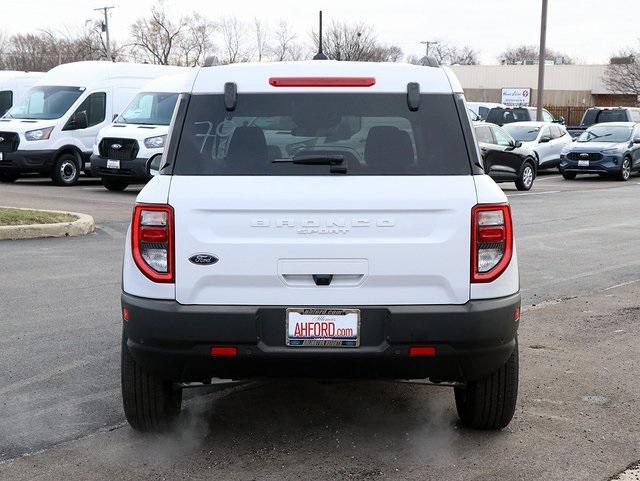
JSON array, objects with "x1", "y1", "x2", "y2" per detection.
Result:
[
  {"x1": 131, "y1": 204, "x2": 174, "y2": 283},
  {"x1": 471, "y1": 204, "x2": 513, "y2": 283}
]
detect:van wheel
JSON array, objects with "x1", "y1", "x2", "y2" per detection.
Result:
[
  {"x1": 617, "y1": 157, "x2": 631, "y2": 181},
  {"x1": 515, "y1": 161, "x2": 535, "y2": 191},
  {"x1": 121, "y1": 332, "x2": 182, "y2": 432},
  {"x1": 102, "y1": 177, "x2": 129, "y2": 192},
  {"x1": 52, "y1": 153, "x2": 80, "y2": 186},
  {"x1": 561, "y1": 171, "x2": 576, "y2": 180},
  {"x1": 0, "y1": 173, "x2": 19, "y2": 183},
  {"x1": 454, "y1": 341, "x2": 518, "y2": 430}
]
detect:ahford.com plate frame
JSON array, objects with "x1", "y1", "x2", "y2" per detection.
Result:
[{"x1": 285, "y1": 308, "x2": 361, "y2": 348}]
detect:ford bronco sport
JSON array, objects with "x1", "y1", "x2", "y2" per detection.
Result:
[{"x1": 121, "y1": 61, "x2": 521, "y2": 432}]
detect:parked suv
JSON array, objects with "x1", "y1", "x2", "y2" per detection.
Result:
[
  {"x1": 567, "y1": 107, "x2": 640, "y2": 138},
  {"x1": 486, "y1": 106, "x2": 558, "y2": 126},
  {"x1": 503, "y1": 121, "x2": 572, "y2": 170},
  {"x1": 121, "y1": 62, "x2": 521, "y2": 432}
]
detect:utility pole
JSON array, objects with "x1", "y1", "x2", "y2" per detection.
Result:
[
  {"x1": 94, "y1": 6, "x2": 115, "y2": 61},
  {"x1": 536, "y1": 0, "x2": 548, "y2": 121},
  {"x1": 420, "y1": 40, "x2": 438, "y2": 59}
]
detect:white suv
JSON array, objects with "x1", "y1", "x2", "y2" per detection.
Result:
[{"x1": 120, "y1": 61, "x2": 521, "y2": 432}]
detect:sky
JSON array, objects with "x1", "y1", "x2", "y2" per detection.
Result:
[{"x1": 1, "y1": 0, "x2": 638, "y2": 64}]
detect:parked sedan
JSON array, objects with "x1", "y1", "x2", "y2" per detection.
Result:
[
  {"x1": 503, "y1": 121, "x2": 573, "y2": 170},
  {"x1": 474, "y1": 122, "x2": 538, "y2": 190},
  {"x1": 559, "y1": 122, "x2": 640, "y2": 181}
]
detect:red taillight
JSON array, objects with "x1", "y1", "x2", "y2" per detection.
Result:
[
  {"x1": 122, "y1": 308, "x2": 129, "y2": 321},
  {"x1": 210, "y1": 346, "x2": 238, "y2": 357},
  {"x1": 269, "y1": 77, "x2": 376, "y2": 87},
  {"x1": 131, "y1": 203, "x2": 174, "y2": 283},
  {"x1": 471, "y1": 204, "x2": 513, "y2": 283},
  {"x1": 409, "y1": 346, "x2": 437, "y2": 357}
]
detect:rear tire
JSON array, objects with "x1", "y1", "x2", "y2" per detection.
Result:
[
  {"x1": 515, "y1": 161, "x2": 535, "y2": 191},
  {"x1": 51, "y1": 153, "x2": 80, "y2": 186},
  {"x1": 102, "y1": 177, "x2": 129, "y2": 192},
  {"x1": 454, "y1": 341, "x2": 519, "y2": 430},
  {"x1": 561, "y1": 171, "x2": 576, "y2": 180},
  {"x1": 0, "y1": 173, "x2": 19, "y2": 183},
  {"x1": 121, "y1": 332, "x2": 182, "y2": 432}
]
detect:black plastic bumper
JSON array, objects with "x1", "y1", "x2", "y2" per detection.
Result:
[
  {"x1": 0, "y1": 150, "x2": 55, "y2": 173},
  {"x1": 560, "y1": 157, "x2": 621, "y2": 174},
  {"x1": 90, "y1": 154, "x2": 151, "y2": 182},
  {"x1": 122, "y1": 292, "x2": 521, "y2": 382}
]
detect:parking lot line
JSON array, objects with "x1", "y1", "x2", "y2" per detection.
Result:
[{"x1": 507, "y1": 190, "x2": 561, "y2": 197}]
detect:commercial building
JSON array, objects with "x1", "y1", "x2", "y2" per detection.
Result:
[{"x1": 450, "y1": 64, "x2": 637, "y2": 108}]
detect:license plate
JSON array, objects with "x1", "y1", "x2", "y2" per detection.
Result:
[
  {"x1": 578, "y1": 160, "x2": 589, "y2": 167},
  {"x1": 286, "y1": 308, "x2": 360, "y2": 347},
  {"x1": 106, "y1": 159, "x2": 120, "y2": 169}
]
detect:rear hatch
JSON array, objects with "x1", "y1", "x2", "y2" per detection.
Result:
[{"x1": 168, "y1": 90, "x2": 478, "y2": 306}]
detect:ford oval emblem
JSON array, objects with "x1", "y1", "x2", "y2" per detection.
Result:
[
  {"x1": 189, "y1": 254, "x2": 218, "y2": 265},
  {"x1": 111, "y1": 143, "x2": 122, "y2": 150}
]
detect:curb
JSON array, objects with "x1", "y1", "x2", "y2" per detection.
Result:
[{"x1": 0, "y1": 207, "x2": 95, "y2": 240}]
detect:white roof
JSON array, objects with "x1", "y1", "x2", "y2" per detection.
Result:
[
  {"x1": 450, "y1": 64, "x2": 613, "y2": 95},
  {"x1": 192, "y1": 61, "x2": 462, "y2": 94},
  {"x1": 140, "y1": 71, "x2": 197, "y2": 94},
  {"x1": 503, "y1": 121, "x2": 550, "y2": 127},
  {"x1": 35, "y1": 61, "x2": 189, "y2": 88}
]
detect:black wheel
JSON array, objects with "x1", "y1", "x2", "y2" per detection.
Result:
[
  {"x1": 121, "y1": 331, "x2": 182, "y2": 432},
  {"x1": 454, "y1": 341, "x2": 519, "y2": 430},
  {"x1": 0, "y1": 173, "x2": 19, "y2": 183},
  {"x1": 51, "y1": 153, "x2": 80, "y2": 186},
  {"x1": 515, "y1": 161, "x2": 535, "y2": 191},
  {"x1": 617, "y1": 157, "x2": 632, "y2": 181},
  {"x1": 561, "y1": 171, "x2": 576, "y2": 180},
  {"x1": 102, "y1": 177, "x2": 129, "y2": 192}
]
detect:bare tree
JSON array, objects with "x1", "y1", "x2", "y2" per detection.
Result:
[
  {"x1": 312, "y1": 21, "x2": 402, "y2": 62},
  {"x1": 253, "y1": 18, "x2": 268, "y2": 62},
  {"x1": 129, "y1": 3, "x2": 186, "y2": 64},
  {"x1": 272, "y1": 20, "x2": 298, "y2": 61},
  {"x1": 175, "y1": 13, "x2": 215, "y2": 66},
  {"x1": 604, "y1": 47, "x2": 640, "y2": 96},
  {"x1": 407, "y1": 40, "x2": 478, "y2": 66},
  {"x1": 219, "y1": 16, "x2": 250, "y2": 64},
  {"x1": 500, "y1": 44, "x2": 573, "y2": 65},
  {"x1": 448, "y1": 45, "x2": 479, "y2": 65}
]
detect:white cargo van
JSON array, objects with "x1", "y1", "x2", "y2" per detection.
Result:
[
  {"x1": 0, "y1": 61, "x2": 187, "y2": 185},
  {"x1": 90, "y1": 72, "x2": 194, "y2": 191},
  {"x1": 120, "y1": 61, "x2": 521, "y2": 432},
  {"x1": 0, "y1": 71, "x2": 43, "y2": 116}
]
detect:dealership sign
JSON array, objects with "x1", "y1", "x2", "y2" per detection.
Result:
[{"x1": 501, "y1": 88, "x2": 531, "y2": 106}]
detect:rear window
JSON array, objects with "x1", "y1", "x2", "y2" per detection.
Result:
[
  {"x1": 583, "y1": 109, "x2": 628, "y2": 126},
  {"x1": 172, "y1": 93, "x2": 471, "y2": 175},
  {"x1": 486, "y1": 108, "x2": 531, "y2": 126}
]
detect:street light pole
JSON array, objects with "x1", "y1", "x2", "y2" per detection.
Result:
[
  {"x1": 95, "y1": 6, "x2": 114, "y2": 61},
  {"x1": 536, "y1": 0, "x2": 548, "y2": 121},
  {"x1": 420, "y1": 40, "x2": 438, "y2": 59}
]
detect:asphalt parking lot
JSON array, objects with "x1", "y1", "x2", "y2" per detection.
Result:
[{"x1": 1, "y1": 173, "x2": 639, "y2": 480}]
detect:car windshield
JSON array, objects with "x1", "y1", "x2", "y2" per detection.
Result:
[
  {"x1": 5, "y1": 86, "x2": 83, "y2": 120},
  {"x1": 117, "y1": 92, "x2": 179, "y2": 126},
  {"x1": 503, "y1": 125, "x2": 541, "y2": 141},
  {"x1": 577, "y1": 126, "x2": 632, "y2": 143},
  {"x1": 172, "y1": 93, "x2": 472, "y2": 176},
  {"x1": 485, "y1": 108, "x2": 530, "y2": 126}
]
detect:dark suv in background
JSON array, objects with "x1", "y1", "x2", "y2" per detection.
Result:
[
  {"x1": 486, "y1": 106, "x2": 560, "y2": 126},
  {"x1": 567, "y1": 107, "x2": 640, "y2": 138}
]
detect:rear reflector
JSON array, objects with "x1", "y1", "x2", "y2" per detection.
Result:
[
  {"x1": 409, "y1": 346, "x2": 437, "y2": 357},
  {"x1": 269, "y1": 77, "x2": 376, "y2": 87},
  {"x1": 122, "y1": 308, "x2": 129, "y2": 321},
  {"x1": 210, "y1": 346, "x2": 238, "y2": 357}
]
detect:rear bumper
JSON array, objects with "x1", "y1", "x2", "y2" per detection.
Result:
[
  {"x1": 0, "y1": 150, "x2": 55, "y2": 173},
  {"x1": 90, "y1": 154, "x2": 151, "y2": 182},
  {"x1": 122, "y1": 292, "x2": 521, "y2": 382}
]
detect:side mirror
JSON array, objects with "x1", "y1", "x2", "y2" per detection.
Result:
[
  {"x1": 147, "y1": 155, "x2": 162, "y2": 177},
  {"x1": 539, "y1": 136, "x2": 551, "y2": 143},
  {"x1": 558, "y1": 116, "x2": 566, "y2": 125},
  {"x1": 514, "y1": 140, "x2": 523, "y2": 148}
]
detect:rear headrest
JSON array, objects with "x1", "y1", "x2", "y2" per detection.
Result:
[
  {"x1": 364, "y1": 126, "x2": 415, "y2": 173},
  {"x1": 225, "y1": 126, "x2": 267, "y2": 170}
]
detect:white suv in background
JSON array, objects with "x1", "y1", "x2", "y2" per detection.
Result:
[
  {"x1": 120, "y1": 61, "x2": 521, "y2": 432},
  {"x1": 503, "y1": 121, "x2": 573, "y2": 170}
]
